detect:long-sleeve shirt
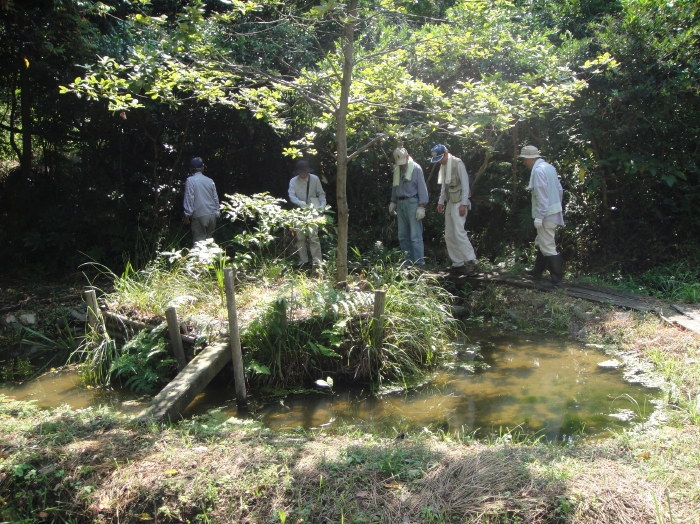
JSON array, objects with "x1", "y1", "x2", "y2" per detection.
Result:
[
  {"x1": 529, "y1": 158, "x2": 564, "y2": 226},
  {"x1": 183, "y1": 172, "x2": 219, "y2": 218},
  {"x1": 288, "y1": 174, "x2": 326, "y2": 208},
  {"x1": 391, "y1": 162, "x2": 429, "y2": 205},
  {"x1": 438, "y1": 156, "x2": 471, "y2": 207}
]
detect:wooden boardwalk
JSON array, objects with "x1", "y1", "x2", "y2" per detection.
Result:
[{"x1": 432, "y1": 270, "x2": 700, "y2": 335}]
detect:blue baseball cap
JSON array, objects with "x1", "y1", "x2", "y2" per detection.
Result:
[
  {"x1": 430, "y1": 144, "x2": 447, "y2": 163},
  {"x1": 190, "y1": 157, "x2": 204, "y2": 169}
]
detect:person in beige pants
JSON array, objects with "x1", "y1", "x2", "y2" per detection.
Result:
[
  {"x1": 519, "y1": 145, "x2": 564, "y2": 286},
  {"x1": 431, "y1": 144, "x2": 478, "y2": 275},
  {"x1": 287, "y1": 160, "x2": 326, "y2": 268}
]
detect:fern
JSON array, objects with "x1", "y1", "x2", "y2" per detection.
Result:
[{"x1": 108, "y1": 323, "x2": 177, "y2": 393}]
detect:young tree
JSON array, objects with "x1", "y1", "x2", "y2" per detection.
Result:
[{"x1": 67, "y1": 0, "x2": 585, "y2": 282}]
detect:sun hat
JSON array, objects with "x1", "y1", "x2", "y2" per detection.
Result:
[
  {"x1": 393, "y1": 147, "x2": 409, "y2": 166},
  {"x1": 190, "y1": 157, "x2": 204, "y2": 169},
  {"x1": 293, "y1": 160, "x2": 311, "y2": 176},
  {"x1": 430, "y1": 144, "x2": 447, "y2": 163},
  {"x1": 518, "y1": 145, "x2": 542, "y2": 159}
]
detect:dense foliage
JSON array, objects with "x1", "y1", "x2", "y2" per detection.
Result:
[{"x1": 1, "y1": 0, "x2": 699, "y2": 278}]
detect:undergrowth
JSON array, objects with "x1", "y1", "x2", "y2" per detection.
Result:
[{"x1": 242, "y1": 265, "x2": 460, "y2": 389}]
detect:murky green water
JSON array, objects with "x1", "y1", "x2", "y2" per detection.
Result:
[{"x1": 0, "y1": 328, "x2": 661, "y2": 441}]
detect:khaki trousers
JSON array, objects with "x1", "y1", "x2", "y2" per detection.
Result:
[
  {"x1": 295, "y1": 226, "x2": 322, "y2": 264},
  {"x1": 445, "y1": 202, "x2": 476, "y2": 266},
  {"x1": 535, "y1": 222, "x2": 558, "y2": 256}
]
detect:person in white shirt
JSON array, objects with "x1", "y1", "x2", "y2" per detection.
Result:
[
  {"x1": 287, "y1": 160, "x2": 326, "y2": 268},
  {"x1": 519, "y1": 145, "x2": 564, "y2": 285},
  {"x1": 431, "y1": 144, "x2": 478, "y2": 275},
  {"x1": 183, "y1": 157, "x2": 219, "y2": 245}
]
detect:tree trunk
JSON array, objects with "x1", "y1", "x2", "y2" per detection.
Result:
[
  {"x1": 20, "y1": 54, "x2": 31, "y2": 176},
  {"x1": 335, "y1": 0, "x2": 357, "y2": 285}
]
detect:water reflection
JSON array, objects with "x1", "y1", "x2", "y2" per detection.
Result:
[
  {"x1": 233, "y1": 329, "x2": 658, "y2": 441},
  {"x1": 0, "y1": 329, "x2": 660, "y2": 441},
  {"x1": 0, "y1": 370, "x2": 142, "y2": 414}
]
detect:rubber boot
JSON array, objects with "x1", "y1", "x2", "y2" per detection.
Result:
[
  {"x1": 524, "y1": 250, "x2": 547, "y2": 280},
  {"x1": 547, "y1": 254, "x2": 563, "y2": 286}
]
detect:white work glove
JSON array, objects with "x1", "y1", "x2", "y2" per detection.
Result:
[
  {"x1": 415, "y1": 207, "x2": 426, "y2": 221},
  {"x1": 389, "y1": 202, "x2": 397, "y2": 215},
  {"x1": 534, "y1": 217, "x2": 543, "y2": 229}
]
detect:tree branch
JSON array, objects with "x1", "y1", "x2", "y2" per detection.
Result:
[
  {"x1": 470, "y1": 129, "x2": 506, "y2": 195},
  {"x1": 0, "y1": 122, "x2": 21, "y2": 133},
  {"x1": 347, "y1": 133, "x2": 386, "y2": 162}
]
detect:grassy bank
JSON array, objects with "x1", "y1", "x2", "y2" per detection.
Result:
[{"x1": 3, "y1": 284, "x2": 700, "y2": 523}]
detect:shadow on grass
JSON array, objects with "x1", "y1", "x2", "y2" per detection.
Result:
[{"x1": 1, "y1": 398, "x2": 667, "y2": 524}]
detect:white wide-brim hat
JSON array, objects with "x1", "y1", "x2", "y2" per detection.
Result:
[
  {"x1": 393, "y1": 147, "x2": 409, "y2": 165},
  {"x1": 518, "y1": 145, "x2": 542, "y2": 159}
]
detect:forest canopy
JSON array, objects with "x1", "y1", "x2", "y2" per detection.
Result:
[{"x1": 1, "y1": 0, "x2": 699, "y2": 276}]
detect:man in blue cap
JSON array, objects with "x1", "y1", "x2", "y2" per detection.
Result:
[
  {"x1": 431, "y1": 144, "x2": 478, "y2": 274},
  {"x1": 183, "y1": 157, "x2": 220, "y2": 245}
]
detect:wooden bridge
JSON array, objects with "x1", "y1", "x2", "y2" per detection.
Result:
[{"x1": 434, "y1": 270, "x2": 700, "y2": 335}]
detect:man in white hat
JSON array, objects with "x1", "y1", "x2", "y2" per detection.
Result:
[
  {"x1": 389, "y1": 147, "x2": 429, "y2": 266},
  {"x1": 518, "y1": 145, "x2": 564, "y2": 285},
  {"x1": 288, "y1": 159, "x2": 326, "y2": 268},
  {"x1": 431, "y1": 144, "x2": 478, "y2": 274}
]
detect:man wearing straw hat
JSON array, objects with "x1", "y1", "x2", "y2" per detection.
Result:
[
  {"x1": 431, "y1": 144, "x2": 478, "y2": 275},
  {"x1": 288, "y1": 159, "x2": 326, "y2": 269},
  {"x1": 518, "y1": 145, "x2": 564, "y2": 286},
  {"x1": 389, "y1": 147, "x2": 429, "y2": 267}
]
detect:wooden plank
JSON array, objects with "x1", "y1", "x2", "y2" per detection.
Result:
[
  {"x1": 432, "y1": 268, "x2": 700, "y2": 335},
  {"x1": 563, "y1": 289, "x2": 657, "y2": 313},
  {"x1": 662, "y1": 310, "x2": 700, "y2": 335},
  {"x1": 671, "y1": 304, "x2": 700, "y2": 322},
  {"x1": 566, "y1": 282, "x2": 650, "y2": 301},
  {"x1": 134, "y1": 341, "x2": 232, "y2": 423}
]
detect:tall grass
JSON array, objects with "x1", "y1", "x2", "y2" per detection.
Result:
[
  {"x1": 242, "y1": 265, "x2": 460, "y2": 389},
  {"x1": 98, "y1": 240, "x2": 231, "y2": 319}
]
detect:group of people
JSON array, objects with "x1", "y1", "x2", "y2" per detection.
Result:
[
  {"x1": 182, "y1": 142, "x2": 564, "y2": 285},
  {"x1": 386, "y1": 143, "x2": 564, "y2": 284}
]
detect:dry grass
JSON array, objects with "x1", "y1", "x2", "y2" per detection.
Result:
[{"x1": 2, "y1": 392, "x2": 696, "y2": 523}]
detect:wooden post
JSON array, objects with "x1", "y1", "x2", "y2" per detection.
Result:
[
  {"x1": 84, "y1": 289, "x2": 100, "y2": 332},
  {"x1": 165, "y1": 307, "x2": 187, "y2": 371},
  {"x1": 372, "y1": 289, "x2": 387, "y2": 348},
  {"x1": 224, "y1": 268, "x2": 247, "y2": 407}
]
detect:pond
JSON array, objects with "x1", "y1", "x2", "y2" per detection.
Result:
[{"x1": 0, "y1": 328, "x2": 662, "y2": 441}]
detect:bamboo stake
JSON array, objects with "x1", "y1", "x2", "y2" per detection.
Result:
[
  {"x1": 372, "y1": 289, "x2": 387, "y2": 348},
  {"x1": 224, "y1": 268, "x2": 247, "y2": 407},
  {"x1": 165, "y1": 307, "x2": 187, "y2": 371}
]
